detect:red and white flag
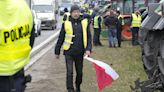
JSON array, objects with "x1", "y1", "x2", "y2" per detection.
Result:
[{"x1": 84, "y1": 56, "x2": 119, "y2": 90}]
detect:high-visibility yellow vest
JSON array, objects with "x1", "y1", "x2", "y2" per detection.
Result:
[
  {"x1": 63, "y1": 12, "x2": 70, "y2": 22},
  {"x1": 63, "y1": 19, "x2": 88, "y2": 50},
  {"x1": 94, "y1": 16, "x2": 103, "y2": 28},
  {"x1": 118, "y1": 15, "x2": 124, "y2": 25},
  {"x1": 132, "y1": 13, "x2": 142, "y2": 27},
  {"x1": 89, "y1": 9, "x2": 93, "y2": 15},
  {"x1": 83, "y1": 3, "x2": 89, "y2": 9},
  {"x1": 0, "y1": 0, "x2": 33, "y2": 76}
]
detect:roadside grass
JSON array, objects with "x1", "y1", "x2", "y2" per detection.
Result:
[{"x1": 82, "y1": 40, "x2": 148, "y2": 92}]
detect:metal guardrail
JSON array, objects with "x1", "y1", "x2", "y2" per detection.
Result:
[{"x1": 25, "y1": 30, "x2": 60, "y2": 70}]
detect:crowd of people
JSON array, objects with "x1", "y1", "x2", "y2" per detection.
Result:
[
  {"x1": 0, "y1": 0, "x2": 142, "y2": 91},
  {"x1": 62, "y1": 5, "x2": 125, "y2": 48}
]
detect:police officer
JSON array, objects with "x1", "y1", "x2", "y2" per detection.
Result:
[
  {"x1": 131, "y1": 10, "x2": 142, "y2": 46},
  {"x1": 0, "y1": 0, "x2": 35, "y2": 92},
  {"x1": 55, "y1": 5, "x2": 92, "y2": 92},
  {"x1": 83, "y1": 2, "x2": 89, "y2": 10},
  {"x1": 93, "y1": 12, "x2": 103, "y2": 46},
  {"x1": 116, "y1": 11, "x2": 124, "y2": 47}
]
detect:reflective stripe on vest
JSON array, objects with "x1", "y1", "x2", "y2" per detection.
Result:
[
  {"x1": 0, "y1": 0, "x2": 33, "y2": 75},
  {"x1": 132, "y1": 13, "x2": 141, "y2": 27},
  {"x1": 94, "y1": 16, "x2": 99, "y2": 28},
  {"x1": 63, "y1": 19, "x2": 88, "y2": 50}
]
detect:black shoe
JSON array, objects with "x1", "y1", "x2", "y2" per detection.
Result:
[
  {"x1": 75, "y1": 89, "x2": 80, "y2": 92},
  {"x1": 98, "y1": 44, "x2": 103, "y2": 46},
  {"x1": 68, "y1": 89, "x2": 75, "y2": 92},
  {"x1": 109, "y1": 44, "x2": 113, "y2": 47},
  {"x1": 118, "y1": 44, "x2": 121, "y2": 47},
  {"x1": 113, "y1": 44, "x2": 116, "y2": 48},
  {"x1": 98, "y1": 43, "x2": 103, "y2": 46},
  {"x1": 94, "y1": 44, "x2": 98, "y2": 46},
  {"x1": 76, "y1": 85, "x2": 80, "y2": 92}
]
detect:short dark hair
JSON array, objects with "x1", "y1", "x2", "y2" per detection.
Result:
[
  {"x1": 116, "y1": 11, "x2": 120, "y2": 15},
  {"x1": 64, "y1": 8, "x2": 68, "y2": 12},
  {"x1": 70, "y1": 5, "x2": 80, "y2": 13}
]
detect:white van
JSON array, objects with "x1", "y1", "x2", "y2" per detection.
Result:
[{"x1": 32, "y1": 0, "x2": 58, "y2": 30}]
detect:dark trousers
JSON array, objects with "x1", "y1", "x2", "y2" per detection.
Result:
[
  {"x1": 132, "y1": 27, "x2": 139, "y2": 46},
  {"x1": 0, "y1": 69, "x2": 25, "y2": 92},
  {"x1": 65, "y1": 55, "x2": 83, "y2": 90},
  {"x1": 93, "y1": 28, "x2": 102, "y2": 46},
  {"x1": 117, "y1": 27, "x2": 122, "y2": 47}
]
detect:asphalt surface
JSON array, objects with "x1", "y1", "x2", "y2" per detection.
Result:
[
  {"x1": 33, "y1": 30, "x2": 57, "y2": 47},
  {"x1": 25, "y1": 45, "x2": 67, "y2": 92},
  {"x1": 25, "y1": 16, "x2": 66, "y2": 92}
]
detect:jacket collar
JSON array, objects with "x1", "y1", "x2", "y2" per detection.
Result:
[{"x1": 69, "y1": 16, "x2": 82, "y2": 23}]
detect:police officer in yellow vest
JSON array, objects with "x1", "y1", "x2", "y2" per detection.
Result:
[
  {"x1": 0, "y1": 0, "x2": 35, "y2": 92},
  {"x1": 63, "y1": 8, "x2": 70, "y2": 21},
  {"x1": 131, "y1": 10, "x2": 141, "y2": 46},
  {"x1": 55, "y1": 5, "x2": 92, "y2": 92},
  {"x1": 93, "y1": 14, "x2": 103, "y2": 46},
  {"x1": 83, "y1": 2, "x2": 89, "y2": 10},
  {"x1": 116, "y1": 11, "x2": 124, "y2": 47}
]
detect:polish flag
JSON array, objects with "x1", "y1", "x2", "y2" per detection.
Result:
[{"x1": 84, "y1": 56, "x2": 119, "y2": 90}]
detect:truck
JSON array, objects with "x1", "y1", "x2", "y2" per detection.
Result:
[
  {"x1": 131, "y1": 0, "x2": 164, "y2": 92},
  {"x1": 32, "y1": 0, "x2": 58, "y2": 30}
]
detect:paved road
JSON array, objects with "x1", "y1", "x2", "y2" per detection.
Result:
[
  {"x1": 25, "y1": 16, "x2": 66, "y2": 92},
  {"x1": 33, "y1": 30, "x2": 58, "y2": 47},
  {"x1": 26, "y1": 45, "x2": 67, "y2": 92}
]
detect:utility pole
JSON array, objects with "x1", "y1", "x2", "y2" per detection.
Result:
[
  {"x1": 144, "y1": 0, "x2": 148, "y2": 7},
  {"x1": 132, "y1": 0, "x2": 135, "y2": 12},
  {"x1": 122, "y1": 0, "x2": 125, "y2": 14}
]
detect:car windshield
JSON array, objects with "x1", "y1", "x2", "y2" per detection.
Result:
[{"x1": 32, "y1": 5, "x2": 53, "y2": 13}]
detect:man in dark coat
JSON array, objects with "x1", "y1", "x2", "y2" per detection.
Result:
[
  {"x1": 55, "y1": 5, "x2": 92, "y2": 92},
  {"x1": 116, "y1": 11, "x2": 123, "y2": 47}
]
